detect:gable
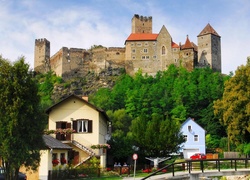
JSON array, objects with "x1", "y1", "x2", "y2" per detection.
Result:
[
  {"x1": 181, "y1": 117, "x2": 205, "y2": 132},
  {"x1": 46, "y1": 94, "x2": 109, "y2": 121}
]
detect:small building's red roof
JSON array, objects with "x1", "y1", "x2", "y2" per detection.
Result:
[
  {"x1": 182, "y1": 35, "x2": 193, "y2": 49},
  {"x1": 126, "y1": 33, "x2": 158, "y2": 41},
  {"x1": 172, "y1": 41, "x2": 179, "y2": 48}
]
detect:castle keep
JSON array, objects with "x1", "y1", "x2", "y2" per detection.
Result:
[{"x1": 34, "y1": 14, "x2": 221, "y2": 78}]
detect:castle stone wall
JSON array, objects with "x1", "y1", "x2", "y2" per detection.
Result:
[{"x1": 34, "y1": 14, "x2": 221, "y2": 78}]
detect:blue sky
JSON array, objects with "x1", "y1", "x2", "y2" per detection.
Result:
[{"x1": 0, "y1": 0, "x2": 249, "y2": 74}]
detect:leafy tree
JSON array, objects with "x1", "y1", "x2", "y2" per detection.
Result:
[
  {"x1": 106, "y1": 109, "x2": 133, "y2": 161},
  {"x1": 35, "y1": 71, "x2": 63, "y2": 109},
  {"x1": 131, "y1": 113, "x2": 184, "y2": 157},
  {"x1": 0, "y1": 56, "x2": 47, "y2": 180},
  {"x1": 214, "y1": 60, "x2": 250, "y2": 148}
]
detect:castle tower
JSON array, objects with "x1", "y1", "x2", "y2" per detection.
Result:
[
  {"x1": 197, "y1": 24, "x2": 221, "y2": 72},
  {"x1": 34, "y1": 38, "x2": 50, "y2": 73},
  {"x1": 132, "y1": 14, "x2": 152, "y2": 33},
  {"x1": 180, "y1": 35, "x2": 198, "y2": 71}
]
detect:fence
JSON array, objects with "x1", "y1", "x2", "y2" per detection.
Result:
[{"x1": 48, "y1": 166, "x2": 132, "y2": 180}]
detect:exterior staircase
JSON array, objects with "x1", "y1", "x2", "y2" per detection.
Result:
[{"x1": 72, "y1": 140, "x2": 95, "y2": 167}]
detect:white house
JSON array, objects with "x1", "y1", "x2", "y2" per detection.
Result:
[
  {"x1": 180, "y1": 117, "x2": 206, "y2": 159},
  {"x1": 38, "y1": 94, "x2": 111, "y2": 179}
]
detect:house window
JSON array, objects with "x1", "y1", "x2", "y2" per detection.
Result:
[
  {"x1": 56, "y1": 122, "x2": 71, "y2": 140},
  {"x1": 162, "y1": 46, "x2": 166, "y2": 55},
  {"x1": 60, "y1": 153, "x2": 66, "y2": 165},
  {"x1": 184, "y1": 135, "x2": 187, "y2": 141},
  {"x1": 73, "y1": 119, "x2": 92, "y2": 133},
  {"x1": 194, "y1": 135, "x2": 198, "y2": 141},
  {"x1": 188, "y1": 125, "x2": 192, "y2": 132}
]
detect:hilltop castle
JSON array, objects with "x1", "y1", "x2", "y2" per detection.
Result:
[{"x1": 34, "y1": 14, "x2": 221, "y2": 78}]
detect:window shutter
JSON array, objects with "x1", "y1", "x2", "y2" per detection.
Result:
[
  {"x1": 66, "y1": 122, "x2": 71, "y2": 128},
  {"x1": 56, "y1": 122, "x2": 62, "y2": 140},
  {"x1": 73, "y1": 121, "x2": 77, "y2": 132},
  {"x1": 88, "y1": 120, "x2": 92, "y2": 133},
  {"x1": 56, "y1": 122, "x2": 62, "y2": 128},
  {"x1": 66, "y1": 122, "x2": 72, "y2": 140}
]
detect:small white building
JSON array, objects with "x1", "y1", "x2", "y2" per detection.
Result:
[
  {"x1": 39, "y1": 135, "x2": 72, "y2": 180},
  {"x1": 180, "y1": 117, "x2": 206, "y2": 159}
]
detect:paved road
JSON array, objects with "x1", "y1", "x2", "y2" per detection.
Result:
[{"x1": 122, "y1": 169, "x2": 250, "y2": 180}]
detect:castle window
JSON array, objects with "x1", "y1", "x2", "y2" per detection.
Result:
[
  {"x1": 137, "y1": 43, "x2": 142, "y2": 47},
  {"x1": 146, "y1": 56, "x2": 149, "y2": 59},
  {"x1": 116, "y1": 52, "x2": 120, "y2": 55},
  {"x1": 132, "y1": 49, "x2": 136, "y2": 54},
  {"x1": 153, "y1": 42, "x2": 156, "y2": 46},
  {"x1": 143, "y1": 48, "x2": 148, "y2": 53},
  {"x1": 153, "y1": 55, "x2": 157, "y2": 59},
  {"x1": 162, "y1": 46, "x2": 166, "y2": 55},
  {"x1": 131, "y1": 43, "x2": 134, "y2": 46},
  {"x1": 144, "y1": 42, "x2": 148, "y2": 46},
  {"x1": 142, "y1": 56, "x2": 146, "y2": 59},
  {"x1": 132, "y1": 56, "x2": 135, "y2": 59}
]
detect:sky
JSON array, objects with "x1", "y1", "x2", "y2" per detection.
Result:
[{"x1": 0, "y1": 0, "x2": 249, "y2": 75}]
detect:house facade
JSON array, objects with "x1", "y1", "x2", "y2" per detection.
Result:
[
  {"x1": 180, "y1": 117, "x2": 206, "y2": 159},
  {"x1": 45, "y1": 94, "x2": 111, "y2": 168}
]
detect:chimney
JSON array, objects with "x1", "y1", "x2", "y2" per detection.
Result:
[{"x1": 82, "y1": 96, "x2": 88, "y2": 102}]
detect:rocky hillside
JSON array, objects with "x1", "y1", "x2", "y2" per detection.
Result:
[{"x1": 51, "y1": 69, "x2": 123, "y2": 102}]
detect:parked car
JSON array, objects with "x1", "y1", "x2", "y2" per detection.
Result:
[
  {"x1": 0, "y1": 168, "x2": 27, "y2": 180},
  {"x1": 190, "y1": 153, "x2": 206, "y2": 160}
]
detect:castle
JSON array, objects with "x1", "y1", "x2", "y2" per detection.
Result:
[{"x1": 34, "y1": 14, "x2": 221, "y2": 78}]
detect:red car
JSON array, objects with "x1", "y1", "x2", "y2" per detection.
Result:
[{"x1": 190, "y1": 153, "x2": 206, "y2": 160}]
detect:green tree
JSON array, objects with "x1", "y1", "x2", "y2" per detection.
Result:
[
  {"x1": 0, "y1": 56, "x2": 47, "y2": 180},
  {"x1": 214, "y1": 60, "x2": 250, "y2": 148},
  {"x1": 35, "y1": 71, "x2": 63, "y2": 109},
  {"x1": 131, "y1": 114, "x2": 184, "y2": 157},
  {"x1": 106, "y1": 109, "x2": 133, "y2": 161}
]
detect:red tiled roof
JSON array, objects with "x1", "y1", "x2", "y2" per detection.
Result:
[
  {"x1": 198, "y1": 23, "x2": 220, "y2": 37},
  {"x1": 126, "y1": 33, "x2": 158, "y2": 41},
  {"x1": 182, "y1": 35, "x2": 193, "y2": 49},
  {"x1": 172, "y1": 41, "x2": 179, "y2": 48}
]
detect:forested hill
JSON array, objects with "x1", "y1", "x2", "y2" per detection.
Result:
[{"x1": 36, "y1": 61, "x2": 250, "y2": 158}]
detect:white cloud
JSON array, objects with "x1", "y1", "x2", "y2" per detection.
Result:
[{"x1": 0, "y1": 0, "x2": 249, "y2": 74}]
